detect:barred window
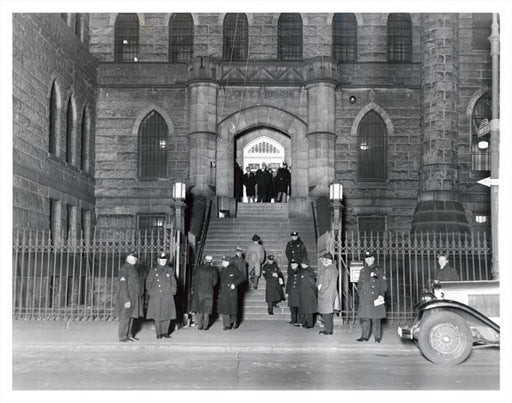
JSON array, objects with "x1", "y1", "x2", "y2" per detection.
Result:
[
  {"x1": 65, "y1": 96, "x2": 74, "y2": 164},
  {"x1": 387, "y1": 13, "x2": 412, "y2": 63},
  {"x1": 169, "y1": 13, "x2": 194, "y2": 63},
  {"x1": 138, "y1": 214, "x2": 167, "y2": 238},
  {"x1": 223, "y1": 13, "x2": 249, "y2": 61},
  {"x1": 471, "y1": 95, "x2": 491, "y2": 171},
  {"x1": 358, "y1": 215, "x2": 386, "y2": 235},
  {"x1": 358, "y1": 111, "x2": 387, "y2": 181},
  {"x1": 114, "y1": 13, "x2": 139, "y2": 62},
  {"x1": 49, "y1": 82, "x2": 58, "y2": 155},
  {"x1": 472, "y1": 14, "x2": 492, "y2": 51},
  {"x1": 138, "y1": 111, "x2": 168, "y2": 180},
  {"x1": 277, "y1": 13, "x2": 302, "y2": 61},
  {"x1": 332, "y1": 13, "x2": 357, "y2": 63}
]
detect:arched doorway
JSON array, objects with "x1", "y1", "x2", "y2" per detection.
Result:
[{"x1": 243, "y1": 136, "x2": 285, "y2": 171}]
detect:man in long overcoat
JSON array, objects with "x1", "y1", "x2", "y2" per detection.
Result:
[
  {"x1": 246, "y1": 234, "x2": 265, "y2": 289},
  {"x1": 356, "y1": 251, "x2": 387, "y2": 343},
  {"x1": 242, "y1": 167, "x2": 256, "y2": 203},
  {"x1": 298, "y1": 258, "x2": 317, "y2": 328},
  {"x1": 317, "y1": 253, "x2": 339, "y2": 335},
  {"x1": 275, "y1": 162, "x2": 291, "y2": 202},
  {"x1": 234, "y1": 162, "x2": 244, "y2": 202},
  {"x1": 285, "y1": 231, "x2": 308, "y2": 265},
  {"x1": 191, "y1": 255, "x2": 218, "y2": 330},
  {"x1": 262, "y1": 255, "x2": 285, "y2": 315},
  {"x1": 256, "y1": 163, "x2": 273, "y2": 202},
  {"x1": 117, "y1": 251, "x2": 143, "y2": 342},
  {"x1": 231, "y1": 246, "x2": 248, "y2": 313},
  {"x1": 145, "y1": 252, "x2": 177, "y2": 339},
  {"x1": 218, "y1": 256, "x2": 245, "y2": 330},
  {"x1": 285, "y1": 259, "x2": 301, "y2": 326}
]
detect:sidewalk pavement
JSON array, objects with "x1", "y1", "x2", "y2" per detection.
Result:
[{"x1": 12, "y1": 318, "x2": 417, "y2": 354}]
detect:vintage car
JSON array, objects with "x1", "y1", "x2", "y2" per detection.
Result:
[{"x1": 398, "y1": 280, "x2": 500, "y2": 365}]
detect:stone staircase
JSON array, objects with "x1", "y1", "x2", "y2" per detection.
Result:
[{"x1": 202, "y1": 202, "x2": 317, "y2": 321}]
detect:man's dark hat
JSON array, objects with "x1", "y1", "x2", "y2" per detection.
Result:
[
  {"x1": 290, "y1": 258, "x2": 298, "y2": 264},
  {"x1": 126, "y1": 251, "x2": 138, "y2": 258},
  {"x1": 290, "y1": 231, "x2": 298, "y2": 236},
  {"x1": 158, "y1": 252, "x2": 168, "y2": 259},
  {"x1": 252, "y1": 234, "x2": 260, "y2": 241},
  {"x1": 364, "y1": 250, "x2": 375, "y2": 259},
  {"x1": 236, "y1": 246, "x2": 243, "y2": 252},
  {"x1": 437, "y1": 252, "x2": 449, "y2": 258},
  {"x1": 283, "y1": 162, "x2": 287, "y2": 166},
  {"x1": 221, "y1": 255, "x2": 229, "y2": 261},
  {"x1": 321, "y1": 252, "x2": 333, "y2": 260},
  {"x1": 268, "y1": 255, "x2": 274, "y2": 260}
]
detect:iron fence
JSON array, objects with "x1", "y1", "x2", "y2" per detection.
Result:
[
  {"x1": 12, "y1": 228, "x2": 187, "y2": 321},
  {"x1": 333, "y1": 231, "x2": 492, "y2": 325}
]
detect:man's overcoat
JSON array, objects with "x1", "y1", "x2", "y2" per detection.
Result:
[
  {"x1": 286, "y1": 266, "x2": 301, "y2": 307},
  {"x1": 218, "y1": 264, "x2": 244, "y2": 315},
  {"x1": 262, "y1": 261, "x2": 285, "y2": 303},
  {"x1": 357, "y1": 264, "x2": 387, "y2": 319},
  {"x1": 285, "y1": 238, "x2": 308, "y2": 264},
  {"x1": 317, "y1": 263, "x2": 339, "y2": 314},
  {"x1": 117, "y1": 262, "x2": 143, "y2": 319},
  {"x1": 145, "y1": 264, "x2": 177, "y2": 321},
  {"x1": 298, "y1": 266, "x2": 317, "y2": 314},
  {"x1": 191, "y1": 263, "x2": 218, "y2": 314}
]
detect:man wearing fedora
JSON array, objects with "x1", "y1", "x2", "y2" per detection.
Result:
[
  {"x1": 317, "y1": 252, "x2": 339, "y2": 335},
  {"x1": 356, "y1": 251, "x2": 387, "y2": 343},
  {"x1": 145, "y1": 252, "x2": 177, "y2": 339},
  {"x1": 117, "y1": 251, "x2": 143, "y2": 342},
  {"x1": 190, "y1": 255, "x2": 218, "y2": 330},
  {"x1": 246, "y1": 234, "x2": 265, "y2": 289},
  {"x1": 285, "y1": 231, "x2": 308, "y2": 265}
]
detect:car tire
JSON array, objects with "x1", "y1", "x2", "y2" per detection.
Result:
[{"x1": 417, "y1": 311, "x2": 473, "y2": 366}]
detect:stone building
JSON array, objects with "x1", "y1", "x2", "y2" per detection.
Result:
[{"x1": 12, "y1": 12, "x2": 495, "y2": 237}]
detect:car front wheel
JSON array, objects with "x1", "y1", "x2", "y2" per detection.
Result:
[{"x1": 417, "y1": 311, "x2": 473, "y2": 366}]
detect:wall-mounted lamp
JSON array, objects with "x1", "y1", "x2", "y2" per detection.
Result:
[
  {"x1": 329, "y1": 183, "x2": 343, "y2": 201},
  {"x1": 349, "y1": 96, "x2": 357, "y2": 104},
  {"x1": 477, "y1": 140, "x2": 489, "y2": 150},
  {"x1": 173, "y1": 182, "x2": 186, "y2": 200}
]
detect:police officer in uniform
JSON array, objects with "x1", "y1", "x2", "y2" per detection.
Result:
[
  {"x1": 218, "y1": 256, "x2": 245, "y2": 330},
  {"x1": 117, "y1": 251, "x2": 143, "y2": 342},
  {"x1": 285, "y1": 259, "x2": 301, "y2": 326},
  {"x1": 262, "y1": 255, "x2": 285, "y2": 315},
  {"x1": 356, "y1": 251, "x2": 387, "y2": 343},
  {"x1": 190, "y1": 255, "x2": 218, "y2": 330},
  {"x1": 145, "y1": 252, "x2": 177, "y2": 339},
  {"x1": 285, "y1": 231, "x2": 308, "y2": 265}
]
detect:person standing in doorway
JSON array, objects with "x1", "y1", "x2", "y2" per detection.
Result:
[
  {"x1": 317, "y1": 253, "x2": 339, "y2": 335},
  {"x1": 256, "y1": 163, "x2": 273, "y2": 202},
  {"x1": 356, "y1": 251, "x2": 387, "y2": 343},
  {"x1": 145, "y1": 252, "x2": 177, "y2": 339},
  {"x1": 242, "y1": 166, "x2": 256, "y2": 203},
  {"x1": 218, "y1": 256, "x2": 244, "y2": 330},
  {"x1": 117, "y1": 251, "x2": 143, "y2": 342},
  {"x1": 275, "y1": 162, "x2": 291, "y2": 202},
  {"x1": 234, "y1": 162, "x2": 244, "y2": 202},
  {"x1": 285, "y1": 231, "x2": 308, "y2": 265},
  {"x1": 262, "y1": 255, "x2": 285, "y2": 315},
  {"x1": 190, "y1": 255, "x2": 218, "y2": 330},
  {"x1": 246, "y1": 234, "x2": 265, "y2": 289},
  {"x1": 285, "y1": 259, "x2": 301, "y2": 326}
]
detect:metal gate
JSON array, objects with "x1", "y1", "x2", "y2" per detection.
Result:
[
  {"x1": 333, "y1": 231, "x2": 492, "y2": 325},
  {"x1": 12, "y1": 228, "x2": 187, "y2": 321}
]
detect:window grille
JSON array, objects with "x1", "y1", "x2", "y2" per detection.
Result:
[
  {"x1": 223, "y1": 13, "x2": 248, "y2": 61},
  {"x1": 169, "y1": 13, "x2": 194, "y2": 63},
  {"x1": 138, "y1": 111, "x2": 168, "y2": 180},
  {"x1": 65, "y1": 96, "x2": 74, "y2": 164},
  {"x1": 49, "y1": 82, "x2": 58, "y2": 155},
  {"x1": 357, "y1": 215, "x2": 386, "y2": 235},
  {"x1": 114, "y1": 13, "x2": 139, "y2": 62},
  {"x1": 248, "y1": 141, "x2": 279, "y2": 154},
  {"x1": 277, "y1": 13, "x2": 303, "y2": 61},
  {"x1": 387, "y1": 13, "x2": 412, "y2": 63},
  {"x1": 332, "y1": 13, "x2": 357, "y2": 63},
  {"x1": 471, "y1": 95, "x2": 491, "y2": 171},
  {"x1": 358, "y1": 111, "x2": 387, "y2": 181},
  {"x1": 472, "y1": 14, "x2": 492, "y2": 51},
  {"x1": 138, "y1": 214, "x2": 167, "y2": 239}
]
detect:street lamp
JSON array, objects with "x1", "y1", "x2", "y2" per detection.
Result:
[
  {"x1": 329, "y1": 183, "x2": 343, "y2": 232},
  {"x1": 172, "y1": 182, "x2": 186, "y2": 233}
]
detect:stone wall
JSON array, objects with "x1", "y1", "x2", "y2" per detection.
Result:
[{"x1": 13, "y1": 14, "x2": 96, "y2": 233}]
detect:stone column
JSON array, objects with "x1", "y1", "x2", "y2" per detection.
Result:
[
  {"x1": 187, "y1": 57, "x2": 219, "y2": 197},
  {"x1": 412, "y1": 14, "x2": 468, "y2": 233},
  {"x1": 305, "y1": 57, "x2": 337, "y2": 197}
]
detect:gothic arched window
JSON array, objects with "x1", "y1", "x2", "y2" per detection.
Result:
[
  {"x1": 114, "y1": 13, "x2": 139, "y2": 62},
  {"x1": 65, "y1": 96, "x2": 74, "y2": 164},
  {"x1": 48, "y1": 81, "x2": 58, "y2": 155},
  {"x1": 387, "y1": 13, "x2": 412, "y2": 63},
  {"x1": 223, "y1": 13, "x2": 248, "y2": 61},
  {"x1": 358, "y1": 111, "x2": 387, "y2": 181},
  {"x1": 169, "y1": 13, "x2": 194, "y2": 63},
  {"x1": 333, "y1": 13, "x2": 357, "y2": 63},
  {"x1": 278, "y1": 13, "x2": 302, "y2": 61},
  {"x1": 471, "y1": 95, "x2": 491, "y2": 171},
  {"x1": 80, "y1": 106, "x2": 90, "y2": 172},
  {"x1": 138, "y1": 111, "x2": 168, "y2": 180}
]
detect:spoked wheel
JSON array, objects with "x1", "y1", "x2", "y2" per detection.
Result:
[{"x1": 417, "y1": 311, "x2": 473, "y2": 366}]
